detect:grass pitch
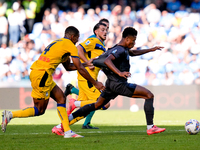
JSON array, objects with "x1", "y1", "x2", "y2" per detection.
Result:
[{"x1": 0, "y1": 110, "x2": 200, "y2": 150}]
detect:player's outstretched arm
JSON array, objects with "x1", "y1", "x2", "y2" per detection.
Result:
[{"x1": 129, "y1": 46, "x2": 164, "y2": 56}]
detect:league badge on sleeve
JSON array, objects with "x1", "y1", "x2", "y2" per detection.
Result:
[
  {"x1": 112, "y1": 49, "x2": 117, "y2": 54},
  {"x1": 85, "y1": 40, "x2": 90, "y2": 45}
]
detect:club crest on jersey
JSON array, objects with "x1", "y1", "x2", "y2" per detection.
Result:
[
  {"x1": 85, "y1": 40, "x2": 90, "y2": 45},
  {"x1": 112, "y1": 49, "x2": 117, "y2": 54}
]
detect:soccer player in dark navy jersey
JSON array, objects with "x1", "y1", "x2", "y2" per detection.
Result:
[{"x1": 68, "y1": 27, "x2": 166, "y2": 135}]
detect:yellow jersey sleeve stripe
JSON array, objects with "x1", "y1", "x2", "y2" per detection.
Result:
[
  {"x1": 79, "y1": 44, "x2": 86, "y2": 52},
  {"x1": 71, "y1": 56, "x2": 79, "y2": 58}
]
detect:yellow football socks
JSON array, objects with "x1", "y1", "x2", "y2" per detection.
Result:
[
  {"x1": 57, "y1": 104, "x2": 71, "y2": 132},
  {"x1": 69, "y1": 116, "x2": 84, "y2": 125},
  {"x1": 80, "y1": 100, "x2": 96, "y2": 107},
  {"x1": 12, "y1": 107, "x2": 36, "y2": 118}
]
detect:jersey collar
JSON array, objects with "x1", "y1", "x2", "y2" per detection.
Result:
[{"x1": 89, "y1": 34, "x2": 105, "y2": 46}]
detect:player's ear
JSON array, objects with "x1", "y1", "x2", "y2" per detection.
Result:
[
  {"x1": 94, "y1": 29, "x2": 98, "y2": 35},
  {"x1": 125, "y1": 36, "x2": 129, "y2": 43},
  {"x1": 70, "y1": 34, "x2": 75, "y2": 43}
]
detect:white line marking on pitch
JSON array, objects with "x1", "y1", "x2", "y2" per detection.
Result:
[{"x1": 0, "y1": 130, "x2": 185, "y2": 135}]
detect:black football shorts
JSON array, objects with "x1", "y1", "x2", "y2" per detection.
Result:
[{"x1": 101, "y1": 79, "x2": 137, "y2": 100}]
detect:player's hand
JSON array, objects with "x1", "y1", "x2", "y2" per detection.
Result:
[
  {"x1": 94, "y1": 81, "x2": 105, "y2": 92},
  {"x1": 86, "y1": 58, "x2": 95, "y2": 70},
  {"x1": 119, "y1": 72, "x2": 131, "y2": 79},
  {"x1": 88, "y1": 65, "x2": 95, "y2": 70},
  {"x1": 151, "y1": 46, "x2": 164, "y2": 51}
]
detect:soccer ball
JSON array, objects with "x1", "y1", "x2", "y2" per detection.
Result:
[{"x1": 185, "y1": 119, "x2": 200, "y2": 135}]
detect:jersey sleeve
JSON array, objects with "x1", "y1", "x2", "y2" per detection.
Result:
[
  {"x1": 79, "y1": 38, "x2": 96, "y2": 53},
  {"x1": 111, "y1": 48, "x2": 125, "y2": 59},
  {"x1": 69, "y1": 43, "x2": 79, "y2": 58}
]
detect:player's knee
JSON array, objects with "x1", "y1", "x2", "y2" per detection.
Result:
[
  {"x1": 104, "y1": 102, "x2": 110, "y2": 109},
  {"x1": 147, "y1": 91, "x2": 154, "y2": 99},
  {"x1": 95, "y1": 100, "x2": 105, "y2": 109},
  {"x1": 37, "y1": 108, "x2": 46, "y2": 115},
  {"x1": 57, "y1": 95, "x2": 66, "y2": 104}
]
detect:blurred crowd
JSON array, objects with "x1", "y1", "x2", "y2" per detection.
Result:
[{"x1": 1, "y1": 0, "x2": 200, "y2": 87}]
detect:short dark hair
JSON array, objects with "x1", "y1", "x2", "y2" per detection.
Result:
[
  {"x1": 93, "y1": 22, "x2": 107, "y2": 35},
  {"x1": 99, "y1": 18, "x2": 109, "y2": 24},
  {"x1": 122, "y1": 27, "x2": 137, "y2": 38},
  {"x1": 64, "y1": 26, "x2": 79, "y2": 36}
]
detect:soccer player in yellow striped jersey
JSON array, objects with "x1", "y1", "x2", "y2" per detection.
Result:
[
  {"x1": 76, "y1": 22, "x2": 111, "y2": 129},
  {"x1": 1, "y1": 26, "x2": 105, "y2": 138}
]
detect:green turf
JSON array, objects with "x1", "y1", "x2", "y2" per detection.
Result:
[{"x1": 0, "y1": 110, "x2": 200, "y2": 150}]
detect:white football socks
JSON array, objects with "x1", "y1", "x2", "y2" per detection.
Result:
[
  {"x1": 147, "y1": 125, "x2": 154, "y2": 130},
  {"x1": 68, "y1": 114, "x2": 74, "y2": 121},
  {"x1": 56, "y1": 123, "x2": 62, "y2": 128},
  {"x1": 74, "y1": 101, "x2": 81, "y2": 107}
]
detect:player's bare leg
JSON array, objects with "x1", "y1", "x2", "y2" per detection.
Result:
[{"x1": 132, "y1": 85, "x2": 165, "y2": 135}]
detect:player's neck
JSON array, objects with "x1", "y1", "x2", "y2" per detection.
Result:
[{"x1": 118, "y1": 40, "x2": 126, "y2": 47}]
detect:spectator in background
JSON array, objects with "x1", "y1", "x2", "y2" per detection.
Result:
[
  {"x1": 20, "y1": 40, "x2": 36, "y2": 72},
  {"x1": 95, "y1": 6, "x2": 101, "y2": 17},
  {"x1": 0, "y1": 43, "x2": 12, "y2": 65},
  {"x1": 144, "y1": 3, "x2": 161, "y2": 26},
  {"x1": 191, "y1": 0, "x2": 200, "y2": 13},
  {"x1": 17, "y1": 0, "x2": 26, "y2": 37},
  {"x1": 8, "y1": 2, "x2": 21, "y2": 46},
  {"x1": 166, "y1": 0, "x2": 181, "y2": 13},
  {"x1": 49, "y1": 6, "x2": 59, "y2": 24},
  {"x1": 109, "y1": 5, "x2": 122, "y2": 26},
  {"x1": 84, "y1": 8, "x2": 99, "y2": 33},
  {"x1": 9, "y1": 51, "x2": 26, "y2": 81},
  {"x1": 51, "y1": 16, "x2": 64, "y2": 39},
  {"x1": 23, "y1": 0, "x2": 37, "y2": 34},
  {"x1": 154, "y1": 0, "x2": 167, "y2": 12},
  {"x1": 121, "y1": 6, "x2": 134, "y2": 28},
  {"x1": 99, "y1": 4, "x2": 111, "y2": 19},
  {"x1": 0, "y1": 7, "x2": 8, "y2": 47},
  {"x1": 40, "y1": 18, "x2": 51, "y2": 44},
  {"x1": 69, "y1": 2, "x2": 78, "y2": 12},
  {"x1": 43, "y1": 8, "x2": 51, "y2": 23},
  {"x1": 159, "y1": 10, "x2": 174, "y2": 33},
  {"x1": 135, "y1": 9, "x2": 148, "y2": 26},
  {"x1": 113, "y1": 25, "x2": 122, "y2": 43},
  {"x1": 101, "y1": 0, "x2": 111, "y2": 10},
  {"x1": 85, "y1": 8, "x2": 99, "y2": 23},
  {"x1": 129, "y1": 0, "x2": 137, "y2": 22}
]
